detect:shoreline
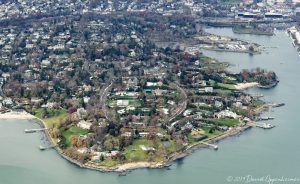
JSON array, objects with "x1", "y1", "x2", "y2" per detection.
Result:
[
  {"x1": 0, "y1": 110, "x2": 257, "y2": 173},
  {"x1": 0, "y1": 110, "x2": 36, "y2": 120},
  {"x1": 201, "y1": 47, "x2": 262, "y2": 55},
  {"x1": 235, "y1": 82, "x2": 259, "y2": 90}
]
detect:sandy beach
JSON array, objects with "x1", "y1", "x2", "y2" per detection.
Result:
[
  {"x1": 115, "y1": 162, "x2": 164, "y2": 172},
  {"x1": 235, "y1": 82, "x2": 258, "y2": 90},
  {"x1": 0, "y1": 111, "x2": 36, "y2": 120}
]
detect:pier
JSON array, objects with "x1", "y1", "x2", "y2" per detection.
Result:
[
  {"x1": 24, "y1": 128, "x2": 48, "y2": 133},
  {"x1": 258, "y1": 117, "x2": 274, "y2": 121},
  {"x1": 201, "y1": 142, "x2": 218, "y2": 150},
  {"x1": 256, "y1": 123, "x2": 275, "y2": 129},
  {"x1": 39, "y1": 145, "x2": 56, "y2": 150}
]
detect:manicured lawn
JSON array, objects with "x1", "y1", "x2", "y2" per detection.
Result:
[
  {"x1": 164, "y1": 140, "x2": 178, "y2": 154},
  {"x1": 214, "y1": 89, "x2": 232, "y2": 95},
  {"x1": 60, "y1": 126, "x2": 88, "y2": 147},
  {"x1": 123, "y1": 139, "x2": 153, "y2": 161},
  {"x1": 207, "y1": 118, "x2": 240, "y2": 126},
  {"x1": 251, "y1": 99, "x2": 264, "y2": 108},
  {"x1": 128, "y1": 99, "x2": 142, "y2": 107},
  {"x1": 96, "y1": 159, "x2": 119, "y2": 167},
  {"x1": 187, "y1": 134, "x2": 197, "y2": 144},
  {"x1": 34, "y1": 108, "x2": 68, "y2": 128},
  {"x1": 114, "y1": 95, "x2": 135, "y2": 100},
  {"x1": 208, "y1": 80, "x2": 235, "y2": 90},
  {"x1": 170, "y1": 91, "x2": 179, "y2": 98},
  {"x1": 217, "y1": 83, "x2": 236, "y2": 90},
  {"x1": 123, "y1": 139, "x2": 165, "y2": 162}
]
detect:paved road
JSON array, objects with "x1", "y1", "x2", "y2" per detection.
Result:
[{"x1": 100, "y1": 81, "x2": 114, "y2": 122}]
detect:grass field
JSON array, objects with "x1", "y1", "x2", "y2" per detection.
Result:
[
  {"x1": 34, "y1": 108, "x2": 68, "y2": 127},
  {"x1": 216, "y1": 83, "x2": 236, "y2": 90},
  {"x1": 96, "y1": 159, "x2": 119, "y2": 167},
  {"x1": 123, "y1": 139, "x2": 154, "y2": 161},
  {"x1": 209, "y1": 80, "x2": 235, "y2": 90},
  {"x1": 207, "y1": 118, "x2": 240, "y2": 126},
  {"x1": 123, "y1": 139, "x2": 167, "y2": 162},
  {"x1": 213, "y1": 89, "x2": 232, "y2": 95},
  {"x1": 60, "y1": 126, "x2": 88, "y2": 147}
]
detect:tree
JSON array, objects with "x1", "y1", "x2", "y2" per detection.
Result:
[
  {"x1": 100, "y1": 154, "x2": 105, "y2": 161},
  {"x1": 103, "y1": 138, "x2": 114, "y2": 151},
  {"x1": 50, "y1": 127, "x2": 60, "y2": 139},
  {"x1": 69, "y1": 135, "x2": 78, "y2": 147},
  {"x1": 76, "y1": 139, "x2": 84, "y2": 147}
]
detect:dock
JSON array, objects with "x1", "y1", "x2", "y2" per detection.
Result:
[
  {"x1": 272, "y1": 103, "x2": 285, "y2": 108},
  {"x1": 256, "y1": 123, "x2": 275, "y2": 129},
  {"x1": 39, "y1": 145, "x2": 56, "y2": 150},
  {"x1": 24, "y1": 128, "x2": 47, "y2": 133},
  {"x1": 258, "y1": 117, "x2": 274, "y2": 121},
  {"x1": 201, "y1": 142, "x2": 218, "y2": 150}
]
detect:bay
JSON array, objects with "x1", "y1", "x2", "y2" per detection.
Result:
[{"x1": 1, "y1": 28, "x2": 300, "y2": 184}]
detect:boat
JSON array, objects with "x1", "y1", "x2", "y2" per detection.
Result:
[
  {"x1": 256, "y1": 123, "x2": 275, "y2": 129},
  {"x1": 39, "y1": 146, "x2": 46, "y2": 150},
  {"x1": 259, "y1": 117, "x2": 275, "y2": 121},
  {"x1": 273, "y1": 103, "x2": 285, "y2": 108}
]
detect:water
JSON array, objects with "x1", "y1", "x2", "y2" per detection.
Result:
[{"x1": 1, "y1": 28, "x2": 300, "y2": 184}]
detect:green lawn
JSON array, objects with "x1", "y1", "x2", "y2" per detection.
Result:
[
  {"x1": 208, "y1": 80, "x2": 235, "y2": 90},
  {"x1": 213, "y1": 89, "x2": 232, "y2": 95},
  {"x1": 170, "y1": 91, "x2": 179, "y2": 98},
  {"x1": 128, "y1": 99, "x2": 143, "y2": 107},
  {"x1": 60, "y1": 126, "x2": 89, "y2": 147},
  {"x1": 207, "y1": 118, "x2": 240, "y2": 126},
  {"x1": 123, "y1": 139, "x2": 153, "y2": 161},
  {"x1": 251, "y1": 99, "x2": 264, "y2": 108},
  {"x1": 123, "y1": 139, "x2": 165, "y2": 162},
  {"x1": 217, "y1": 83, "x2": 236, "y2": 90},
  {"x1": 34, "y1": 108, "x2": 68, "y2": 128},
  {"x1": 114, "y1": 95, "x2": 135, "y2": 100},
  {"x1": 96, "y1": 159, "x2": 119, "y2": 167},
  {"x1": 164, "y1": 140, "x2": 178, "y2": 154}
]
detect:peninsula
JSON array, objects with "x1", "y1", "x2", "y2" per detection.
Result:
[{"x1": 0, "y1": 0, "x2": 286, "y2": 173}]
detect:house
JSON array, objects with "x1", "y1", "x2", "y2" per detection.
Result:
[
  {"x1": 205, "y1": 87, "x2": 214, "y2": 93},
  {"x1": 41, "y1": 60, "x2": 51, "y2": 68},
  {"x1": 139, "y1": 145, "x2": 156, "y2": 151},
  {"x1": 77, "y1": 147, "x2": 88, "y2": 154},
  {"x1": 83, "y1": 96, "x2": 90, "y2": 104},
  {"x1": 77, "y1": 120, "x2": 92, "y2": 130},
  {"x1": 199, "y1": 87, "x2": 213, "y2": 93},
  {"x1": 2, "y1": 98, "x2": 13, "y2": 106},
  {"x1": 214, "y1": 100, "x2": 223, "y2": 108},
  {"x1": 116, "y1": 100, "x2": 129, "y2": 107},
  {"x1": 76, "y1": 108, "x2": 87, "y2": 119},
  {"x1": 216, "y1": 110, "x2": 239, "y2": 119}
]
